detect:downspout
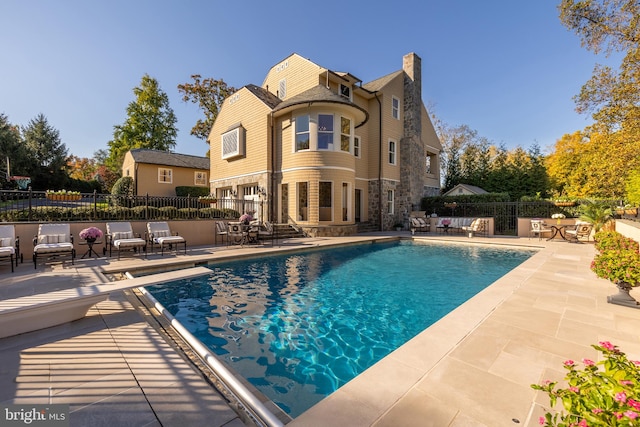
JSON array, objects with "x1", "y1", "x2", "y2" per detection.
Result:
[
  {"x1": 134, "y1": 163, "x2": 139, "y2": 196},
  {"x1": 375, "y1": 93, "x2": 383, "y2": 231},
  {"x1": 270, "y1": 111, "x2": 275, "y2": 223}
]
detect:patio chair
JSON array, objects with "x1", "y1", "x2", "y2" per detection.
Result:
[
  {"x1": 462, "y1": 218, "x2": 489, "y2": 238},
  {"x1": 565, "y1": 221, "x2": 593, "y2": 243},
  {"x1": 529, "y1": 220, "x2": 552, "y2": 240},
  {"x1": 410, "y1": 217, "x2": 429, "y2": 234},
  {"x1": 257, "y1": 220, "x2": 275, "y2": 246},
  {"x1": 33, "y1": 223, "x2": 75, "y2": 269},
  {"x1": 0, "y1": 224, "x2": 21, "y2": 272},
  {"x1": 146, "y1": 222, "x2": 186, "y2": 255},
  {"x1": 227, "y1": 222, "x2": 245, "y2": 246},
  {"x1": 215, "y1": 221, "x2": 228, "y2": 245},
  {"x1": 105, "y1": 222, "x2": 146, "y2": 260}
]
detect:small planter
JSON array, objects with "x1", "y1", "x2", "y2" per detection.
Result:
[
  {"x1": 554, "y1": 201, "x2": 575, "y2": 207},
  {"x1": 607, "y1": 281, "x2": 640, "y2": 308},
  {"x1": 46, "y1": 194, "x2": 81, "y2": 202},
  {"x1": 198, "y1": 199, "x2": 217, "y2": 204}
]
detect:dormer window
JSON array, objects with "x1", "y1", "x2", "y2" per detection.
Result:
[{"x1": 339, "y1": 83, "x2": 351, "y2": 100}]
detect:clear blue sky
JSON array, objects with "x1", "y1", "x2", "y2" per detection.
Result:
[{"x1": 1, "y1": 0, "x2": 619, "y2": 160}]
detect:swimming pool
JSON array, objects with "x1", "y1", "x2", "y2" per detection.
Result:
[{"x1": 146, "y1": 240, "x2": 534, "y2": 417}]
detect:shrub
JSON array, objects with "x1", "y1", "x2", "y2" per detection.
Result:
[
  {"x1": 532, "y1": 341, "x2": 640, "y2": 426},
  {"x1": 175, "y1": 186, "x2": 210, "y2": 197},
  {"x1": 178, "y1": 207, "x2": 198, "y2": 219},
  {"x1": 158, "y1": 206, "x2": 178, "y2": 219}
]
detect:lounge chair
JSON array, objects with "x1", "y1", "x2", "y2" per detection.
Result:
[
  {"x1": 33, "y1": 223, "x2": 75, "y2": 269},
  {"x1": 105, "y1": 222, "x2": 146, "y2": 259},
  {"x1": 410, "y1": 217, "x2": 430, "y2": 234},
  {"x1": 215, "y1": 221, "x2": 228, "y2": 245},
  {"x1": 565, "y1": 221, "x2": 593, "y2": 243},
  {"x1": 227, "y1": 222, "x2": 245, "y2": 246},
  {"x1": 0, "y1": 224, "x2": 21, "y2": 272},
  {"x1": 257, "y1": 220, "x2": 275, "y2": 246},
  {"x1": 147, "y1": 222, "x2": 186, "y2": 255},
  {"x1": 462, "y1": 218, "x2": 489, "y2": 238},
  {"x1": 529, "y1": 220, "x2": 552, "y2": 240}
]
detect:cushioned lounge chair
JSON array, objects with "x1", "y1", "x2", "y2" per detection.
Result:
[
  {"x1": 215, "y1": 221, "x2": 228, "y2": 245},
  {"x1": 0, "y1": 224, "x2": 21, "y2": 272},
  {"x1": 147, "y1": 222, "x2": 186, "y2": 255},
  {"x1": 529, "y1": 220, "x2": 552, "y2": 240},
  {"x1": 462, "y1": 218, "x2": 489, "y2": 238},
  {"x1": 410, "y1": 217, "x2": 430, "y2": 234},
  {"x1": 257, "y1": 220, "x2": 275, "y2": 246},
  {"x1": 33, "y1": 223, "x2": 75, "y2": 268},
  {"x1": 105, "y1": 222, "x2": 146, "y2": 259},
  {"x1": 565, "y1": 221, "x2": 593, "y2": 243}
]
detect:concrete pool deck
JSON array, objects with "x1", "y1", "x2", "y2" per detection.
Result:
[{"x1": 1, "y1": 233, "x2": 639, "y2": 426}]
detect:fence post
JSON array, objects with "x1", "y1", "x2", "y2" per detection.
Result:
[
  {"x1": 28, "y1": 186, "x2": 33, "y2": 222},
  {"x1": 93, "y1": 190, "x2": 97, "y2": 219},
  {"x1": 145, "y1": 193, "x2": 149, "y2": 220}
]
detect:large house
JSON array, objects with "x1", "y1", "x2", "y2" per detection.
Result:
[
  {"x1": 122, "y1": 148, "x2": 209, "y2": 197},
  {"x1": 208, "y1": 52, "x2": 442, "y2": 236}
]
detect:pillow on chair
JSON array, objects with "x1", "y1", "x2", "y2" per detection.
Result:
[
  {"x1": 112, "y1": 231, "x2": 133, "y2": 240},
  {"x1": 0, "y1": 238, "x2": 11, "y2": 247}
]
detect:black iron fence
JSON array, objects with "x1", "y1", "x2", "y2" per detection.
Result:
[{"x1": 0, "y1": 190, "x2": 261, "y2": 222}]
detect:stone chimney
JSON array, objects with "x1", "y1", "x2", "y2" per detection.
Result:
[
  {"x1": 399, "y1": 52, "x2": 426, "y2": 213},
  {"x1": 403, "y1": 52, "x2": 422, "y2": 139}
]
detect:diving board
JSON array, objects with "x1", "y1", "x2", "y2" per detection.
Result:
[{"x1": 0, "y1": 266, "x2": 212, "y2": 339}]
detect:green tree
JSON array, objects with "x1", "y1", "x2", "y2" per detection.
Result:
[
  {"x1": 22, "y1": 113, "x2": 69, "y2": 190},
  {"x1": 0, "y1": 114, "x2": 31, "y2": 187},
  {"x1": 177, "y1": 75, "x2": 236, "y2": 143},
  {"x1": 559, "y1": 0, "x2": 640, "y2": 131},
  {"x1": 625, "y1": 167, "x2": 640, "y2": 205},
  {"x1": 107, "y1": 74, "x2": 178, "y2": 172}
]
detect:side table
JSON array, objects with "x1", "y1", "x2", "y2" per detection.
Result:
[{"x1": 80, "y1": 239, "x2": 102, "y2": 259}]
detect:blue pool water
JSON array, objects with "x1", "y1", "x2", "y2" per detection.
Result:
[{"x1": 146, "y1": 241, "x2": 534, "y2": 417}]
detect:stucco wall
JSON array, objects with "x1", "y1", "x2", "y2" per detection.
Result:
[{"x1": 12, "y1": 220, "x2": 220, "y2": 261}]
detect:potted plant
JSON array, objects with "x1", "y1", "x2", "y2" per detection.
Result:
[
  {"x1": 591, "y1": 231, "x2": 640, "y2": 308},
  {"x1": 532, "y1": 341, "x2": 640, "y2": 426},
  {"x1": 79, "y1": 226, "x2": 103, "y2": 243},
  {"x1": 551, "y1": 213, "x2": 565, "y2": 225},
  {"x1": 578, "y1": 199, "x2": 613, "y2": 232},
  {"x1": 393, "y1": 222, "x2": 404, "y2": 231},
  {"x1": 46, "y1": 190, "x2": 81, "y2": 201},
  {"x1": 197, "y1": 194, "x2": 217, "y2": 204}
]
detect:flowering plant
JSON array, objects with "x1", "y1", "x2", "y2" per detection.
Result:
[
  {"x1": 79, "y1": 227, "x2": 103, "y2": 240},
  {"x1": 552, "y1": 213, "x2": 566, "y2": 219},
  {"x1": 591, "y1": 231, "x2": 640, "y2": 287},
  {"x1": 46, "y1": 189, "x2": 81, "y2": 195},
  {"x1": 532, "y1": 341, "x2": 640, "y2": 426},
  {"x1": 239, "y1": 213, "x2": 254, "y2": 224},
  {"x1": 197, "y1": 194, "x2": 217, "y2": 203}
]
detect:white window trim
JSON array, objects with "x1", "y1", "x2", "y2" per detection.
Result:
[
  {"x1": 392, "y1": 96, "x2": 400, "y2": 120},
  {"x1": 158, "y1": 168, "x2": 173, "y2": 184},
  {"x1": 294, "y1": 115, "x2": 311, "y2": 152},
  {"x1": 317, "y1": 113, "x2": 334, "y2": 151},
  {"x1": 340, "y1": 116, "x2": 352, "y2": 153},
  {"x1": 388, "y1": 139, "x2": 397, "y2": 165},
  {"x1": 221, "y1": 126, "x2": 245, "y2": 160},
  {"x1": 387, "y1": 189, "x2": 395, "y2": 214},
  {"x1": 354, "y1": 135, "x2": 361, "y2": 158},
  {"x1": 339, "y1": 83, "x2": 351, "y2": 100}
]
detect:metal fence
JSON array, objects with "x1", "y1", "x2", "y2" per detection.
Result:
[{"x1": 0, "y1": 190, "x2": 261, "y2": 222}]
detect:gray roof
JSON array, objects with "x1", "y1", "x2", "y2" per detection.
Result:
[
  {"x1": 245, "y1": 84, "x2": 282, "y2": 109},
  {"x1": 129, "y1": 149, "x2": 209, "y2": 170},
  {"x1": 362, "y1": 70, "x2": 403, "y2": 92},
  {"x1": 272, "y1": 85, "x2": 369, "y2": 125}
]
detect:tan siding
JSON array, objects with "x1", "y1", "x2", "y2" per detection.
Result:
[
  {"x1": 422, "y1": 105, "x2": 441, "y2": 188},
  {"x1": 261, "y1": 54, "x2": 322, "y2": 101},
  {"x1": 209, "y1": 87, "x2": 271, "y2": 186}
]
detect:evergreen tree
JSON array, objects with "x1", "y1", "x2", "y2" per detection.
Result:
[
  {"x1": 107, "y1": 74, "x2": 178, "y2": 173},
  {"x1": 0, "y1": 114, "x2": 31, "y2": 187},
  {"x1": 22, "y1": 113, "x2": 69, "y2": 190}
]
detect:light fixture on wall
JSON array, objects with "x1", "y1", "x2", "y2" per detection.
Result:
[
  {"x1": 230, "y1": 189, "x2": 237, "y2": 197},
  {"x1": 258, "y1": 186, "x2": 267, "y2": 198}
]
